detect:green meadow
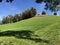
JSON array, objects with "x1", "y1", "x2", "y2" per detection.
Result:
[{"x1": 0, "y1": 16, "x2": 60, "y2": 45}]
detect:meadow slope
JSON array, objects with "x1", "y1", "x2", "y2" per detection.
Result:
[{"x1": 0, "y1": 16, "x2": 60, "y2": 45}]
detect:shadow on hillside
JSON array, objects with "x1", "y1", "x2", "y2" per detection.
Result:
[{"x1": 0, "y1": 30, "x2": 49, "y2": 43}]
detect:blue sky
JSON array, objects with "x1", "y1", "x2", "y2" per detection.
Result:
[{"x1": 0, "y1": 0, "x2": 60, "y2": 20}]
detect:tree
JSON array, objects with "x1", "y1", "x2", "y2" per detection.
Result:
[
  {"x1": 13, "y1": 14, "x2": 19, "y2": 22},
  {"x1": 22, "y1": 8, "x2": 36, "y2": 20},
  {"x1": 18, "y1": 14, "x2": 22, "y2": 21},
  {"x1": 0, "y1": 0, "x2": 14, "y2": 2},
  {"x1": 53, "y1": 5, "x2": 60, "y2": 15},
  {"x1": 2, "y1": 17, "x2": 6, "y2": 24},
  {"x1": 7, "y1": 15, "x2": 14, "y2": 23},
  {"x1": 30, "y1": 7, "x2": 37, "y2": 17},
  {"x1": 2, "y1": 7, "x2": 37, "y2": 24},
  {"x1": 0, "y1": 0, "x2": 2, "y2": 2},
  {"x1": 2, "y1": 16, "x2": 9, "y2": 24},
  {"x1": 6, "y1": 0, "x2": 14, "y2": 2},
  {"x1": 36, "y1": 0, "x2": 60, "y2": 14},
  {"x1": 2, "y1": 15, "x2": 13, "y2": 24}
]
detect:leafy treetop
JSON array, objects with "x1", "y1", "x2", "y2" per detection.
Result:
[
  {"x1": 0, "y1": 0, "x2": 14, "y2": 2},
  {"x1": 36, "y1": 0, "x2": 60, "y2": 12}
]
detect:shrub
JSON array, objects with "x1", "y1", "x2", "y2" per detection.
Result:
[
  {"x1": 54, "y1": 13, "x2": 57, "y2": 15},
  {"x1": 42, "y1": 11, "x2": 46, "y2": 15}
]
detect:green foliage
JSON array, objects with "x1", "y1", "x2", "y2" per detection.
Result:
[
  {"x1": 2, "y1": 7, "x2": 36, "y2": 24},
  {"x1": 31, "y1": 7, "x2": 37, "y2": 17},
  {"x1": 13, "y1": 14, "x2": 20, "y2": 22},
  {"x1": 42, "y1": 11, "x2": 46, "y2": 15},
  {"x1": 0, "y1": 0, "x2": 14, "y2": 2},
  {"x1": 22, "y1": 7, "x2": 36, "y2": 20},
  {"x1": 6, "y1": 0, "x2": 14, "y2": 2},
  {"x1": 0, "y1": 0, "x2": 2, "y2": 2},
  {"x1": 36, "y1": 0, "x2": 60, "y2": 12},
  {"x1": 2, "y1": 15, "x2": 14, "y2": 24}
]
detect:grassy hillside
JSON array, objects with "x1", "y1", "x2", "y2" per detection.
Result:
[{"x1": 0, "y1": 16, "x2": 60, "y2": 45}]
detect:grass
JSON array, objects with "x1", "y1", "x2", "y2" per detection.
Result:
[{"x1": 0, "y1": 16, "x2": 60, "y2": 45}]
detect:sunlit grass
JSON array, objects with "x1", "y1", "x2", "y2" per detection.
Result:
[{"x1": 0, "y1": 16, "x2": 60, "y2": 45}]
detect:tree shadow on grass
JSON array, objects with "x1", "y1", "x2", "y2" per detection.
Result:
[{"x1": 0, "y1": 30, "x2": 49, "y2": 43}]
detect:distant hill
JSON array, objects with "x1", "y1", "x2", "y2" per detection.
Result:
[{"x1": 0, "y1": 16, "x2": 60, "y2": 45}]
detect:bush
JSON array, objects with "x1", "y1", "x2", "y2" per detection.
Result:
[
  {"x1": 54, "y1": 13, "x2": 57, "y2": 15},
  {"x1": 42, "y1": 11, "x2": 46, "y2": 15}
]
